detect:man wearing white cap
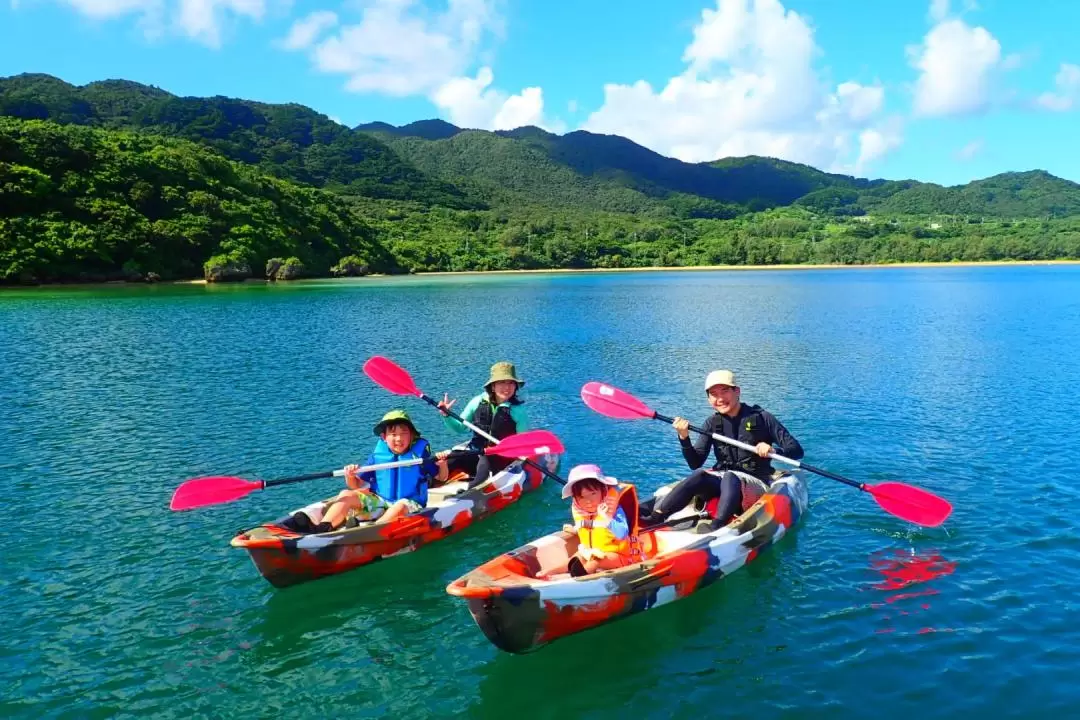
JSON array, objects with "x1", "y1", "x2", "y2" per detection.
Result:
[{"x1": 643, "y1": 369, "x2": 804, "y2": 532}]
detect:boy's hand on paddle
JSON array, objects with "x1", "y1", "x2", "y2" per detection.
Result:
[
  {"x1": 755, "y1": 442, "x2": 773, "y2": 458},
  {"x1": 344, "y1": 464, "x2": 365, "y2": 489}
]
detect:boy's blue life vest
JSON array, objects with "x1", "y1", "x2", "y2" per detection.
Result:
[{"x1": 371, "y1": 437, "x2": 431, "y2": 506}]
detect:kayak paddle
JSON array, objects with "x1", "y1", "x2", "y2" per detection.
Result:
[
  {"x1": 580, "y1": 381, "x2": 953, "y2": 528},
  {"x1": 363, "y1": 355, "x2": 568, "y2": 485},
  {"x1": 169, "y1": 430, "x2": 565, "y2": 511}
]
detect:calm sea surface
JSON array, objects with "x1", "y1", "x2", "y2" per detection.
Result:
[{"x1": 3, "y1": 266, "x2": 1079, "y2": 719}]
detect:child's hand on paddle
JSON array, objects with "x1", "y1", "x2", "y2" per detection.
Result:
[{"x1": 344, "y1": 464, "x2": 367, "y2": 490}]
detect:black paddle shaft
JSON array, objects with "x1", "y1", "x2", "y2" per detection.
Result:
[
  {"x1": 651, "y1": 411, "x2": 864, "y2": 491},
  {"x1": 418, "y1": 393, "x2": 567, "y2": 485},
  {"x1": 263, "y1": 471, "x2": 336, "y2": 489}
]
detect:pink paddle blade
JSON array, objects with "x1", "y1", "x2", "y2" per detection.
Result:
[
  {"x1": 363, "y1": 356, "x2": 422, "y2": 397},
  {"x1": 486, "y1": 430, "x2": 565, "y2": 458},
  {"x1": 865, "y1": 481, "x2": 953, "y2": 527},
  {"x1": 169, "y1": 476, "x2": 264, "y2": 511},
  {"x1": 580, "y1": 381, "x2": 657, "y2": 420}
]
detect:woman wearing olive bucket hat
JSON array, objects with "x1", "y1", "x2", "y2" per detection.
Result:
[{"x1": 437, "y1": 361, "x2": 529, "y2": 487}]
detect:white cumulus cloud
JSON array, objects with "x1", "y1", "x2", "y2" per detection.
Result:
[
  {"x1": 431, "y1": 67, "x2": 547, "y2": 130},
  {"x1": 295, "y1": 0, "x2": 497, "y2": 96},
  {"x1": 280, "y1": 9, "x2": 337, "y2": 50},
  {"x1": 46, "y1": 0, "x2": 267, "y2": 46},
  {"x1": 1036, "y1": 62, "x2": 1080, "y2": 112},
  {"x1": 59, "y1": 0, "x2": 155, "y2": 18},
  {"x1": 907, "y1": 5, "x2": 1002, "y2": 117},
  {"x1": 580, "y1": 0, "x2": 902, "y2": 174},
  {"x1": 286, "y1": 0, "x2": 556, "y2": 131}
]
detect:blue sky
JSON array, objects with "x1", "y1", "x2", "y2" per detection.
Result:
[{"x1": 2, "y1": 0, "x2": 1078, "y2": 186}]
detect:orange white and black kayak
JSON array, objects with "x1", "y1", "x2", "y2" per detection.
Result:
[
  {"x1": 446, "y1": 470, "x2": 809, "y2": 653},
  {"x1": 230, "y1": 454, "x2": 559, "y2": 588}
]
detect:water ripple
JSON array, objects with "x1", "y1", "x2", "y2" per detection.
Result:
[{"x1": 3, "y1": 266, "x2": 1080, "y2": 718}]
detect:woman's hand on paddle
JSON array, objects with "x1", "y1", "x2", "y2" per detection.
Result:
[
  {"x1": 755, "y1": 442, "x2": 773, "y2": 458},
  {"x1": 672, "y1": 416, "x2": 690, "y2": 440},
  {"x1": 437, "y1": 393, "x2": 456, "y2": 416}
]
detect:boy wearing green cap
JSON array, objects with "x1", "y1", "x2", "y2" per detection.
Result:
[
  {"x1": 312, "y1": 409, "x2": 449, "y2": 532},
  {"x1": 437, "y1": 361, "x2": 529, "y2": 487}
]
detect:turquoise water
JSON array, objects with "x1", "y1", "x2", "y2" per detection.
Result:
[{"x1": 3, "y1": 266, "x2": 1080, "y2": 718}]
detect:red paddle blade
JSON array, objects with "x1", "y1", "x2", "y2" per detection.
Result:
[
  {"x1": 485, "y1": 430, "x2": 565, "y2": 458},
  {"x1": 580, "y1": 381, "x2": 657, "y2": 420},
  {"x1": 363, "y1": 356, "x2": 422, "y2": 397},
  {"x1": 865, "y1": 481, "x2": 953, "y2": 527},
  {"x1": 169, "y1": 476, "x2": 263, "y2": 511}
]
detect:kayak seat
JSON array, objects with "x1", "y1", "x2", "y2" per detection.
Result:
[
  {"x1": 649, "y1": 528, "x2": 706, "y2": 556},
  {"x1": 619, "y1": 485, "x2": 640, "y2": 534}
]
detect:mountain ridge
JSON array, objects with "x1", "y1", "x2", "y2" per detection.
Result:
[{"x1": 5, "y1": 72, "x2": 1080, "y2": 219}]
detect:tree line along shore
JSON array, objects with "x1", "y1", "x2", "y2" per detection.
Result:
[{"x1": 2, "y1": 73, "x2": 1079, "y2": 286}]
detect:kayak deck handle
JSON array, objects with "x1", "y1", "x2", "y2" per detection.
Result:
[{"x1": 446, "y1": 579, "x2": 503, "y2": 599}]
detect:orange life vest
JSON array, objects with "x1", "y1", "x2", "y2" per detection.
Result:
[{"x1": 571, "y1": 483, "x2": 642, "y2": 561}]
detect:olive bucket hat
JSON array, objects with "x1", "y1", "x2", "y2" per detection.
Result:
[
  {"x1": 484, "y1": 361, "x2": 526, "y2": 389},
  {"x1": 373, "y1": 409, "x2": 421, "y2": 437}
]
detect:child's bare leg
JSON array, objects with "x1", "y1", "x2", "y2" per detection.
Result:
[
  {"x1": 380, "y1": 500, "x2": 412, "y2": 523},
  {"x1": 321, "y1": 491, "x2": 358, "y2": 529}
]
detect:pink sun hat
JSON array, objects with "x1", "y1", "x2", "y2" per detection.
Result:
[{"x1": 562, "y1": 463, "x2": 618, "y2": 499}]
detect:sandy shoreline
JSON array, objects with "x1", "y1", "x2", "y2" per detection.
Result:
[
  {"x1": 410, "y1": 259, "x2": 1080, "y2": 278},
  {"x1": 172, "y1": 257, "x2": 1080, "y2": 282},
  {"x1": 163, "y1": 258, "x2": 1080, "y2": 285}
]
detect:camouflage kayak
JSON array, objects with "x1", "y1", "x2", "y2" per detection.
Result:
[
  {"x1": 446, "y1": 470, "x2": 809, "y2": 653},
  {"x1": 230, "y1": 454, "x2": 560, "y2": 588}
]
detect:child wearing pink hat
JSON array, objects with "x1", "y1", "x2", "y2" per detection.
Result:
[{"x1": 554, "y1": 463, "x2": 640, "y2": 577}]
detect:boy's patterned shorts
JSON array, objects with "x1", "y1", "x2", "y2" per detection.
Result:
[{"x1": 346, "y1": 491, "x2": 423, "y2": 522}]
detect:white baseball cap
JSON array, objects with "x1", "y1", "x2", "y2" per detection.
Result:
[{"x1": 705, "y1": 369, "x2": 738, "y2": 391}]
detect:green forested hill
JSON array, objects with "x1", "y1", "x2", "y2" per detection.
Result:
[
  {"x1": 6, "y1": 72, "x2": 1080, "y2": 219},
  {"x1": 2, "y1": 72, "x2": 1080, "y2": 284},
  {"x1": 0, "y1": 118, "x2": 398, "y2": 283},
  {"x1": 0, "y1": 73, "x2": 475, "y2": 208}
]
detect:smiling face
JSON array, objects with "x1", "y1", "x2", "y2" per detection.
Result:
[
  {"x1": 489, "y1": 380, "x2": 518, "y2": 404},
  {"x1": 707, "y1": 383, "x2": 741, "y2": 417},
  {"x1": 381, "y1": 422, "x2": 415, "y2": 454}
]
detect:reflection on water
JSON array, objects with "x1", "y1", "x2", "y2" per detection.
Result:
[{"x1": 868, "y1": 548, "x2": 957, "y2": 635}]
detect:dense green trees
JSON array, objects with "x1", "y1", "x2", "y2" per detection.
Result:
[
  {"x1": 2, "y1": 72, "x2": 1080, "y2": 284},
  {"x1": 0, "y1": 118, "x2": 397, "y2": 282}
]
